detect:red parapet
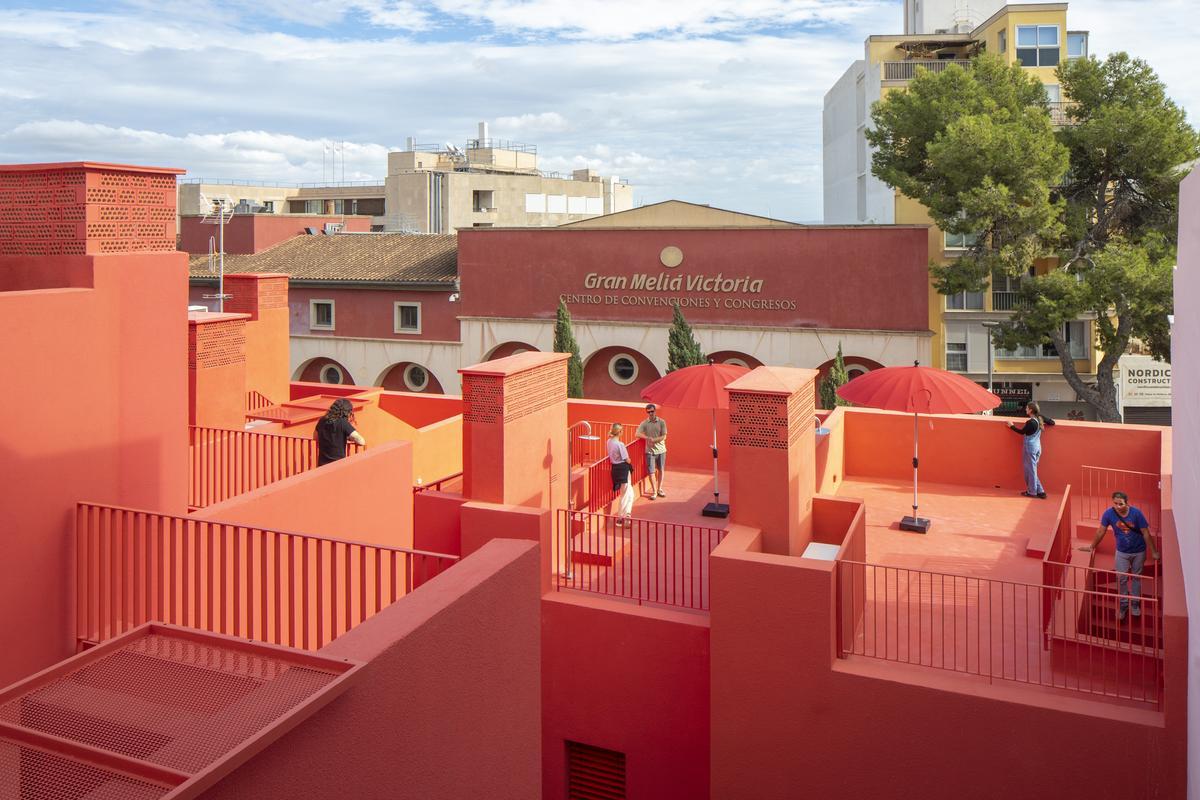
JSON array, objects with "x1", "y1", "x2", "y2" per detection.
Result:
[{"x1": 0, "y1": 161, "x2": 183, "y2": 256}]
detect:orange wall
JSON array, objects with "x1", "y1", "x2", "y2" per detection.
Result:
[
  {"x1": 193, "y1": 442, "x2": 414, "y2": 549},
  {"x1": 813, "y1": 407, "x2": 847, "y2": 496},
  {"x1": 709, "y1": 525, "x2": 1186, "y2": 799},
  {"x1": 0, "y1": 253, "x2": 187, "y2": 687},
  {"x1": 567, "y1": 398, "x2": 732, "y2": 474},
  {"x1": 197, "y1": 539, "x2": 542, "y2": 800},
  {"x1": 376, "y1": 390, "x2": 464, "y2": 429},
  {"x1": 542, "y1": 595, "x2": 710, "y2": 800},
  {"x1": 843, "y1": 409, "x2": 1162, "y2": 493}
]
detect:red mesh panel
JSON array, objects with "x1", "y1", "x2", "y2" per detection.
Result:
[
  {"x1": 0, "y1": 165, "x2": 176, "y2": 255},
  {"x1": 0, "y1": 741, "x2": 169, "y2": 800},
  {"x1": 503, "y1": 361, "x2": 566, "y2": 423},
  {"x1": 0, "y1": 625, "x2": 359, "y2": 800},
  {"x1": 463, "y1": 374, "x2": 503, "y2": 423}
]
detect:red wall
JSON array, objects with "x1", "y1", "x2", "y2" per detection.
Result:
[
  {"x1": 298, "y1": 356, "x2": 356, "y2": 385},
  {"x1": 568, "y1": 398, "x2": 731, "y2": 474},
  {"x1": 582, "y1": 346, "x2": 662, "y2": 402},
  {"x1": 193, "y1": 443, "x2": 414, "y2": 549},
  {"x1": 542, "y1": 595, "x2": 710, "y2": 800},
  {"x1": 179, "y1": 214, "x2": 372, "y2": 255},
  {"x1": 0, "y1": 253, "x2": 188, "y2": 686},
  {"x1": 708, "y1": 524, "x2": 1186, "y2": 798},
  {"x1": 287, "y1": 286, "x2": 458, "y2": 342},
  {"x1": 197, "y1": 539, "x2": 542, "y2": 800},
  {"x1": 458, "y1": 227, "x2": 929, "y2": 331}
]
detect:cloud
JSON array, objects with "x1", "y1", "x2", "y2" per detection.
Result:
[{"x1": 494, "y1": 112, "x2": 570, "y2": 134}]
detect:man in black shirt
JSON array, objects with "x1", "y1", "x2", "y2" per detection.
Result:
[{"x1": 314, "y1": 398, "x2": 366, "y2": 465}]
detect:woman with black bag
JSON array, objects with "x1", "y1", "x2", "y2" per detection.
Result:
[{"x1": 607, "y1": 423, "x2": 634, "y2": 526}]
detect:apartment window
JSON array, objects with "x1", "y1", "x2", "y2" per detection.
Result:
[
  {"x1": 609, "y1": 353, "x2": 639, "y2": 385},
  {"x1": 304, "y1": 199, "x2": 323, "y2": 215},
  {"x1": 1016, "y1": 25, "x2": 1060, "y2": 67},
  {"x1": 402, "y1": 364, "x2": 429, "y2": 392},
  {"x1": 998, "y1": 29, "x2": 1007, "y2": 54},
  {"x1": 394, "y1": 302, "x2": 421, "y2": 334},
  {"x1": 946, "y1": 342, "x2": 968, "y2": 372},
  {"x1": 525, "y1": 193, "x2": 547, "y2": 213},
  {"x1": 472, "y1": 190, "x2": 494, "y2": 211},
  {"x1": 944, "y1": 230, "x2": 980, "y2": 250},
  {"x1": 946, "y1": 290, "x2": 984, "y2": 310},
  {"x1": 262, "y1": 200, "x2": 275, "y2": 213},
  {"x1": 310, "y1": 300, "x2": 334, "y2": 330},
  {"x1": 996, "y1": 321, "x2": 1087, "y2": 359},
  {"x1": 1067, "y1": 31, "x2": 1088, "y2": 60}
]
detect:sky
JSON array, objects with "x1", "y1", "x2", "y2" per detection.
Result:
[{"x1": 0, "y1": 0, "x2": 1196, "y2": 222}]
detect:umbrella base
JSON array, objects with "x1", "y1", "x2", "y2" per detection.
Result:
[
  {"x1": 899, "y1": 515, "x2": 931, "y2": 534},
  {"x1": 702, "y1": 502, "x2": 730, "y2": 519}
]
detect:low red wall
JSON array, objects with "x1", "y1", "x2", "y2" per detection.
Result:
[
  {"x1": 414, "y1": 490, "x2": 466, "y2": 556},
  {"x1": 708, "y1": 526, "x2": 1186, "y2": 799},
  {"x1": 192, "y1": 442, "x2": 413, "y2": 549},
  {"x1": 567, "y1": 398, "x2": 731, "y2": 474},
  {"x1": 542, "y1": 595, "x2": 710, "y2": 800},
  {"x1": 197, "y1": 539, "x2": 542, "y2": 800},
  {"x1": 843, "y1": 408, "x2": 1162, "y2": 493}
]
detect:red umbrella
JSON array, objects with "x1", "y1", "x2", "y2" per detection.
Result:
[
  {"x1": 641, "y1": 361, "x2": 749, "y2": 518},
  {"x1": 837, "y1": 362, "x2": 1000, "y2": 533}
]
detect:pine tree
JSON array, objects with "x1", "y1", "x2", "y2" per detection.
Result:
[
  {"x1": 553, "y1": 300, "x2": 585, "y2": 398},
  {"x1": 667, "y1": 303, "x2": 705, "y2": 373},
  {"x1": 818, "y1": 344, "x2": 852, "y2": 410}
]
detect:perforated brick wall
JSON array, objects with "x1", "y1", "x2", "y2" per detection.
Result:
[
  {"x1": 0, "y1": 164, "x2": 178, "y2": 256},
  {"x1": 224, "y1": 274, "x2": 289, "y2": 319},
  {"x1": 729, "y1": 392, "x2": 789, "y2": 449},
  {"x1": 503, "y1": 361, "x2": 567, "y2": 423},
  {"x1": 188, "y1": 319, "x2": 247, "y2": 371},
  {"x1": 463, "y1": 374, "x2": 504, "y2": 423}
]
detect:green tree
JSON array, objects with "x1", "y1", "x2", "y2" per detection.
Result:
[
  {"x1": 868, "y1": 51, "x2": 1196, "y2": 421},
  {"x1": 818, "y1": 343, "x2": 852, "y2": 410},
  {"x1": 553, "y1": 300, "x2": 585, "y2": 398},
  {"x1": 667, "y1": 303, "x2": 705, "y2": 372}
]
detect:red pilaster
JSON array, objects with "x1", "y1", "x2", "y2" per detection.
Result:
[
  {"x1": 224, "y1": 272, "x2": 290, "y2": 409},
  {"x1": 188, "y1": 312, "x2": 249, "y2": 429},
  {"x1": 726, "y1": 366, "x2": 818, "y2": 556}
]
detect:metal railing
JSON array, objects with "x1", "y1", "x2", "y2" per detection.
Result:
[
  {"x1": 180, "y1": 178, "x2": 385, "y2": 188},
  {"x1": 569, "y1": 420, "x2": 638, "y2": 468},
  {"x1": 991, "y1": 291, "x2": 1029, "y2": 311},
  {"x1": 76, "y1": 502, "x2": 459, "y2": 651},
  {"x1": 467, "y1": 138, "x2": 537, "y2": 154},
  {"x1": 883, "y1": 59, "x2": 971, "y2": 80},
  {"x1": 836, "y1": 560, "x2": 1162, "y2": 705},
  {"x1": 585, "y1": 437, "x2": 648, "y2": 513},
  {"x1": 189, "y1": 424, "x2": 365, "y2": 509},
  {"x1": 555, "y1": 509, "x2": 727, "y2": 611},
  {"x1": 1080, "y1": 466, "x2": 1161, "y2": 532},
  {"x1": 413, "y1": 472, "x2": 464, "y2": 494},
  {"x1": 1047, "y1": 101, "x2": 1077, "y2": 127}
]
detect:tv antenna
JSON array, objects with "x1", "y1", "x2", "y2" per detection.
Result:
[{"x1": 200, "y1": 196, "x2": 235, "y2": 312}]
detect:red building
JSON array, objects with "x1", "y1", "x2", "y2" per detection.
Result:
[{"x1": 4, "y1": 162, "x2": 1195, "y2": 799}]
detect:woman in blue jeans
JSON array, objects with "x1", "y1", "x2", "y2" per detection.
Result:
[{"x1": 1008, "y1": 401, "x2": 1055, "y2": 499}]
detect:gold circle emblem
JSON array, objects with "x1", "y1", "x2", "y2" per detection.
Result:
[{"x1": 660, "y1": 246, "x2": 683, "y2": 268}]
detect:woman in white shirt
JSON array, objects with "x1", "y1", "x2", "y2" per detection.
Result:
[{"x1": 607, "y1": 423, "x2": 634, "y2": 526}]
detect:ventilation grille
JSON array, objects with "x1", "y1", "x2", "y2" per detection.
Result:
[{"x1": 567, "y1": 740, "x2": 626, "y2": 800}]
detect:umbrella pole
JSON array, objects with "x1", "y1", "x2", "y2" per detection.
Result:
[
  {"x1": 899, "y1": 411, "x2": 930, "y2": 533},
  {"x1": 702, "y1": 407, "x2": 729, "y2": 518}
]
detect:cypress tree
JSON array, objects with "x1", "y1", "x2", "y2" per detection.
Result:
[
  {"x1": 667, "y1": 303, "x2": 706, "y2": 373},
  {"x1": 554, "y1": 300, "x2": 585, "y2": 398},
  {"x1": 819, "y1": 343, "x2": 852, "y2": 409}
]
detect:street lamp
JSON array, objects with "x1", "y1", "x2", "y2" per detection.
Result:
[{"x1": 982, "y1": 321, "x2": 1000, "y2": 408}]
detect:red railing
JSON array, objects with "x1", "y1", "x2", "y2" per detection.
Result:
[
  {"x1": 836, "y1": 560, "x2": 1162, "y2": 705},
  {"x1": 189, "y1": 424, "x2": 365, "y2": 508},
  {"x1": 413, "y1": 471, "x2": 464, "y2": 494},
  {"x1": 569, "y1": 420, "x2": 637, "y2": 467},
  {"x1": 584, "y1": 437, "x2": 648, "y2": 513},
  {"x1": 76, "y1": 501, "x2": 458, "y2": 651},
  {"x1": 554, "y1": 509, "x2": 726, "y2": 611},
  {"x1": 1041, "y1": 485, "x2": 1074, "y2": 639},
  {"x1": 246, "y1": 389, "x2": 275, "y2": 412},
  {"x1": 1080, "y1": 465, "x2": 1161, "y2": 531}
]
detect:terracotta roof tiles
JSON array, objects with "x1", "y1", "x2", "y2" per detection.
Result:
[{"x1": 187, "y1": 233, "x2": 457, "y2": 284}]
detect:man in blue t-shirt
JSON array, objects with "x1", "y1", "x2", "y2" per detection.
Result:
[{"x1": 1079, "y1": 491, "x2": 1160, "y2": 620}]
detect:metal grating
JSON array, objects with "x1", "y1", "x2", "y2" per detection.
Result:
[
  {"x1": 566, "y1": 740, "x2": 626, "y2": 800},
  {"x1": 0, "y1": 624, "x2": 360, "y2": 800},
  {"x1": 0, "y1": 740, "x2": 170, "y2": 800}
]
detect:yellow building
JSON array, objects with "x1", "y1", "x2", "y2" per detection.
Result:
[{"x1": 823, "y1": 2, "x2": 1098, "y2": 418}]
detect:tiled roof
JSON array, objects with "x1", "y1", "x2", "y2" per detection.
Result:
[{"x1": 188, "y1": 233, "x2": 457, "y2": 284}]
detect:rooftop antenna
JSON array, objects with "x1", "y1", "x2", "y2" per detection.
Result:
[{"x1": 200, "y1": 196, "x2": 235, "y2": 312}]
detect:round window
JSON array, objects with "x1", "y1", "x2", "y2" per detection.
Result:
[
  {"x1": 320, "y1": 364, "x2": 344, "y2": 384},
  {"x1": 846, "y1": 366, "x2": 867, "y2": 381},
  {"x1": 608, "y1": 354, "x2": 639, "y2": 385},
  {"x1": 724, "y1": 357, "x2": 750, "y2": 368},
  {"x1": 403, "y1": 364, "x2": 429, "y2": 392}
]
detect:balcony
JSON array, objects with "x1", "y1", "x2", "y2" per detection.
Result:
[
  {"x1": 1048, "y1": 101, "x2": 1077, "y2": 127},
  {"x1": 991, "y1": 291, "x2": 1030, "y2": 311},
  {"x1": 883, "y1": 59, "x2": 970, "y2": 81}
]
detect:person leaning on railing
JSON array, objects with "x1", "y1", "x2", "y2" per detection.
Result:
[
  {"x1": 607, "y1": 423, "x2": 634, "y2": 527},
  {"x1": 314, "y1": 398, "x2": 366, "y2": 466},
  {"x1": 1078, "y1": 491, "x2": 1160, "y2": 622}
]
